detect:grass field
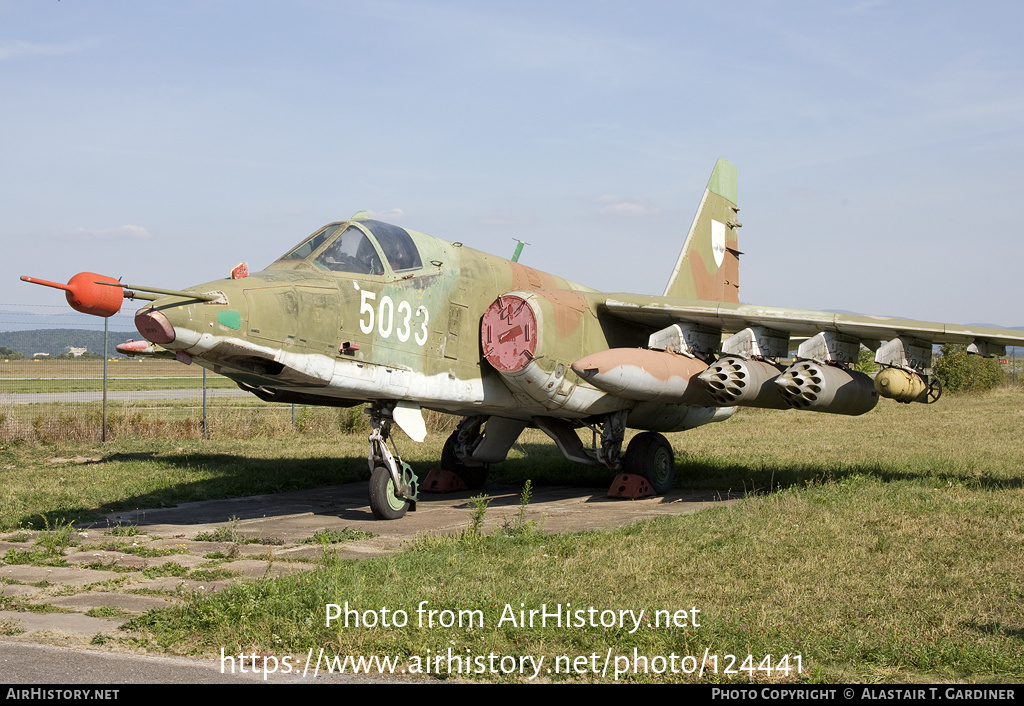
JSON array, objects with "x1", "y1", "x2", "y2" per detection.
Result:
[
  {"x1": 1, "y1": 390, "x2": 1022, "y2": 683},
  {"x1": 1, "y1": 358, "x2": 207, "y2": 378},
  {"x1": 1, "y1": 358, "x2": 235, "y2": 393}
]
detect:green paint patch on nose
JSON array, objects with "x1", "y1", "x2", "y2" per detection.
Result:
[{"x1": 217, "y1": 310, "x2": 242, "y2": 330}]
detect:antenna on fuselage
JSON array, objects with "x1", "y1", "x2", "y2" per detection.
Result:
[{"x1": 511, "y1": 239, "x2": 530, "y2": 263}]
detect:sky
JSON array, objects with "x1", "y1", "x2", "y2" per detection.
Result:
[{"x1": 2, "y1": 0, "x2": 1023, "y2": 332}]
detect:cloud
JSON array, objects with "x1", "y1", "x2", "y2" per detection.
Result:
[
  {"x1": 597, "y1": 196, "x2": 658, "y2": 217},
  {"x1": 368, "y1": 208, "x2": 406, "y2": 222},
  {"x1": 68, "y1": 225, "x2": 152, "y2": 240},
  {"x1": 475, "y1": 211, "x2": 532, "y2": 227},
  {"x1": 0, "y1": 39, "x2": 99, "y2": 62}
]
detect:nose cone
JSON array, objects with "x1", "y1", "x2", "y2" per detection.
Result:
[
  {"x1": 135, "y1": 308, "x2": 175, "y2": 344},
  {"x1": 129, "y1": 278, "x2": 250, "y2": 352}
]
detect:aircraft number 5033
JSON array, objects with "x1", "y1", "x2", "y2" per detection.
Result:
[{"x1": 359, "y1": 289, "x2": 429, "y2": 346}]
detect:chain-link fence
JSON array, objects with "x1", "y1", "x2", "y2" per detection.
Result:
[
  {"x1": 0, "y1": 304, "x2": 338, "y2": 443},
  {"x1": 3, "y1": 303, "x2": 1020, "y2": 443}
]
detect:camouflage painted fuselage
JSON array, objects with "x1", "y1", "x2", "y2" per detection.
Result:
[{"x1": 134, "y1": 213, "x2": 719, "y2": 432}]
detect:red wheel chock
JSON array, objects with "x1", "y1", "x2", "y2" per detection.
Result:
[
  {"x1": 421, "y1": 468, "x2": 468, "y2": 493},
  {"x1": 607, "y1": 474, "x2": 654, "y2": 499}
]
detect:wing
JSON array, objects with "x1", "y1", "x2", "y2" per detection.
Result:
[
  {"x1": 602, "y1": 294, "x2": 1024, "y2": 354},
  {"x1": 567, "y1": 294, "x2": 1024, "y2": 413}
]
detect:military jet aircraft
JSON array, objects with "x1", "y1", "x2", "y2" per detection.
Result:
[{"x1": 22, "y1": 159, "x2": 1024, "y2": 520}]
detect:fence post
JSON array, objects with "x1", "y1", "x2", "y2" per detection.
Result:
[
  {"x1": 202, "y1": 367, "x2": 209, "y2": 439},
  {"x1": 102, "y1": 317, "x2": 108, "y2": 442}
]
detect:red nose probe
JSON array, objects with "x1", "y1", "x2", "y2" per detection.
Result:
[{"x1": 20, "y1": 273, "x2": 125, "y2": 317}]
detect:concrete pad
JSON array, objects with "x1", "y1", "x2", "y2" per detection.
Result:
[
  {"x1": 2, "y1": 480, "x2": 735, "y2": 647},
  {"x1": 64, "y1": 550, "x2": 150, "y2": 570},
  {"x1": 47, "y1": 592, "x2": 175, "y2": 614},
  {"x1": 0, "y1": 583, "x2": 41, "y2": 598},
  {"x1": 141, "y1": 577, "x2": 229, "y2": 594},
  {"x1": 0, "y1": 564, "x2": 117, "y2": 587},
  {"x1": 0, "y1": 610, "x2": 122, "y2": 637},
  {"x1": 102, "y1": 482, "x2": 738, "y2": 548},
  {"x1": 217, "y1": 558, "x2": 313, "y2": 580}
]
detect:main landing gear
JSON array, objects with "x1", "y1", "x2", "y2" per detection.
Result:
[
  {"x1": 440, "y1": 416, "x2": 490, "y2": 490},
  {"x1": 366, "y1": 402, "x2": 419, "y2": 520},
  {"x1": 594, "y1": 412, "x2": 675, "y2": 495},
  {"x1": 622, "y1": 431, "x2": 675, "y2": 494},
  {"x1": 542, "y1": 410, "x2": 676, "y2": 496}
]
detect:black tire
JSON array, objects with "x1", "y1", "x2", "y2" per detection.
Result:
[
  {"x1": 441, "y1": 431, "x2": 489, "y2": 490},
  {"x1": 623, "y1": 432, "x2": 675, "y2": 494},
  {"x1": 368, "y1": 465, "x2": 409, "y2": 520}
]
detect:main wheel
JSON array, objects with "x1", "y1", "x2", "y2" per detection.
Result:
[
  {"x1": 441, "y1": 431, "x2": 489, "y2": 490},
  {"x1": 368, "y1": 465, "x2": 409, "y2": 520},
  {"x1": 623, "y1": 432, "x2": 675, "y2": 494}
]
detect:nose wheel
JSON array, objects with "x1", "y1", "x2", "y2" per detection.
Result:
[
  {"x1": 369, "y1": 465, "x2": 412, "y2": 520},
  {"x1": 367, "y1": 403, "x2": 419, "y2": 520}
]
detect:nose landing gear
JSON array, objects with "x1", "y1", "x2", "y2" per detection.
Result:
[{"x1": 367, "y1": 402, "x2": 419, "y2": 520}]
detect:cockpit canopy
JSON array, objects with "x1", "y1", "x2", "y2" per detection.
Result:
[{"x1": 279, "y1": 219, "x2": 423, "y2": 276}]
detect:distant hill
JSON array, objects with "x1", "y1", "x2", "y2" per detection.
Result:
[{"x1": 0, "y1": 329, "x2": 138, "y2": 358}]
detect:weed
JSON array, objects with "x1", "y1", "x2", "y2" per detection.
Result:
[
  {"x1": 108, "y1": 524, "x2": 142, "y2": 537},
  {"x1": 85, "y1": 606, "x2": 127, "y2": 618},
  {"x1": 34, "y1": 517, "x2": 76, "y2": 557},
  {"x1": 187, "y1": 567, "x2": 240, "y2": 582},
  {"x1": 193, "y1": 516, "x2": 260, "y2": 545},
  {"x1": 464, "y1": 494, "x2": 492, "y2": 539},
  {"x1": 81, "y1": 561, "x2": 138, "y2": 573},
  {"x1": 141, "y1": 562, "x2": 189, "y2": 579},
  {"x1": 3, "y1": 547, "x2": 66, "y2": 567},
  {"x1": 0, "y1": 619, "x2": 24, "y2": 636},
  {"x1": 21, "y1": 604, "x2": 71, "y2": 615},
  {"x1": 93, "y1": 541, "x2": 188, "y2": 558},
  {"x1": 337, "y1": 407, "x2": 370, "y2": 435},
  {"x1": 303, "y1": 528, "x2": 376, "y2": 544},
  {"x1": 194, "y1": 527, "x2": 237, "y2": 543},
  {"x1": 263, "y1": 546, "x2": 274, "y2": 577},
  {"x1": 501, "y1": 480, "x2": 541, "y2": 537}
]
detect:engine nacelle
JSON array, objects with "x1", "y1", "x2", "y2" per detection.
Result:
[{"x1": 775, "y1": 361, "x2": 878, "y2": 415}]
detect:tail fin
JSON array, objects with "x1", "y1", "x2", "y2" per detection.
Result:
[{"x1": 663, "y1": 158, "x2": 741, "y2": 302}]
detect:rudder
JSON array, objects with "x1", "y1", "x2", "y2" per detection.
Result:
[{"x1": 663, "y1": 158, "x2": 741, "y2": 302}]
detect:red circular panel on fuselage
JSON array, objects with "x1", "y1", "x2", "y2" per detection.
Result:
[{"x1": 481, "y1": 295, "x2": 538, "y2": 373}]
